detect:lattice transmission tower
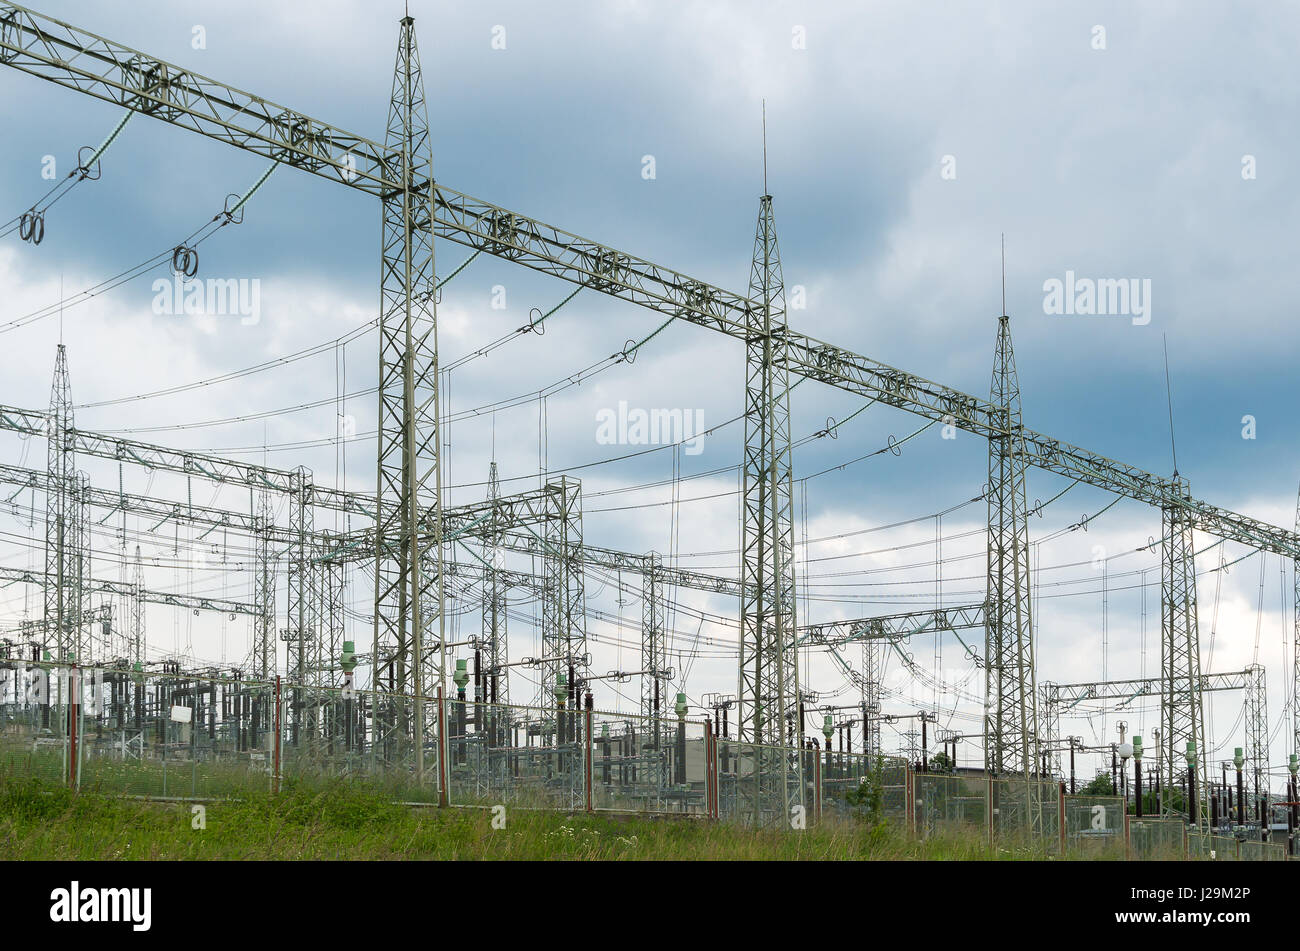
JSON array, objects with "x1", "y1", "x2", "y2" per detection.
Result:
[
  {"x1": 1161, "y1": 488, "x2": 1206, "y2": 819},
  {"x1": 737, "y1": 192, "x2": 802, "y2": 824},
  {"x1": 984, "y1": 316, "x2": 1040, "y2": 786},
  {"x1": 371, "y1": 16, "x2": 446, "y2": 780}
]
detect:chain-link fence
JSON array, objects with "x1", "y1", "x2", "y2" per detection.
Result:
[
  {"x1": 915, "y1": 772, "x2": 987, "y2": 837},
  {"x1": 1062, "y1": 793, "x2": 1126, "y2": 858},
  {"x1": 1239, "y1": 838, "x2": 1286, "y2": 861},
  {"x1": 1128, "y1": 818, "x2": 1186, "y2": 860},
  {"x1": 3, "y1": 662, "x2": 1296, "y2": 860}
]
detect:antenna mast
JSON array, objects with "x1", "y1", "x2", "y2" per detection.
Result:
[{"x1": 1163, "y1": 334, "x2": 1179, "y2": 476}]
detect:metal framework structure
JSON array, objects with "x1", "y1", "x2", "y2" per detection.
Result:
[
  {"x1": 1294, "y1": 483, "x2": 1300, "y2": 760},
  {"x1": 43, "y1": 344, "x2": 81, "y2": 665},
  {"x1": 1244, "y1": 663, "x2": 1268, "y2": 811},
  {"x1": 372, "y1": 18, "x2": 444, "y2": 783},
  {"x1": 1, "y1": 2, "x2": 1298, "y2": 819},
  {"x1": 1162, "y1": 492, "x2": 1207, "y2": 818},
  {"x1": 985, "y1": 316, "x2": 1038, "y2": 781},
  {"x1": 737, "y1": 194, "x2": 801, "y2": 822},
  {"x1": 538, "y1": 477, "x2": 586, "y2": 708},
  {"x1": 640, "y1": 550, "x2": 665, "y2": 724},
  {"x1": 480, "y1": 462, "x2": 508, "y2": 711},
  {"x1": 799, "y1": 604, "x2": 986, "y2": 647},
  {"x1": 1041, "y1": 669, "x2": 1256, "y2": 811}
]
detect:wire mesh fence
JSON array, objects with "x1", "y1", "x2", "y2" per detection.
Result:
[
  {"x1": 915, "y1": 772, "x2": 988, "y2": 837},
  {"x1": 1128, "y1": 818, "x2": 1186, "y2": 860},
  {"x1": 1239, "y1": 838, "x2": 1287, "y2": 862},
  {"x1": 2, "y1": 662, "x2": 1296, "y2": 859},
  {"x1": 1062, "y1": 794, "x2": 1126, "y2": 858}
]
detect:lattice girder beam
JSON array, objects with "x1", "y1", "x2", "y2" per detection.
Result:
[
  {"x1": 799, "y1": 604, "x2": 986, "y2": 647},
  {"x1": 1042, "y1": 668, "x2": 1252, "y2": 706},
  {"x1": 0, "y1": 564, "x2": 259, "y2": 618},
  {"x1": 0, "y1": 404, "x2": 368, "y2": 518}
]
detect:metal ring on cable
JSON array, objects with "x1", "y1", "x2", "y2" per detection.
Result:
[
  {"x1": 172, "y1": 245, "x2": 199, "y2": 279},
  {"x1": 75, "y1": 146, "x2": 103, "y2": 181},
  {"x1": 527, "y1": 306, "x2": 546, "y2": 335},
  {"x1": 824, "y1": 416, "x2": 839, "y2": 439},
  {"x1": 220, "y1": 193, "x2": 245, "y2": 225},
  {"x1": 18, "y1": 210, "x2": 44, "y2": 245},
  {"x1": 620, "y1": 338, "x2": 638, "y2": 364},
  {"x1": 887, "y1": 434, "x2": 902, "y2": 456}
]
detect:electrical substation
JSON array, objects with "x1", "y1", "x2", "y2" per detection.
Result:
[{"x1": 0, "y1": 3, "x2": 1296, "y2": 860}]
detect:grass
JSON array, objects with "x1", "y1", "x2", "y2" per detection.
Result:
[{"x1": 0, "y1": 775, "x2": 1069, "y2": 860}]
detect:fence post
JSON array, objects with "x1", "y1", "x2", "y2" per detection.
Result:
[
  {"x1": 273, "y1": 675, "x2": 281, "y2": 795},
  {"x1": 986, "y1": 773, "x2": 994, "y2": 846},
  {"x1": 906, "y1": 766, "x2": 915, "y2": 837},
  {"x1": 67, "y1": 664, "x2": 78, "y2": 790},
  {"x1": 1058, "y1": 781, "x2": 1066, "y2": 854},
  {"x1": 584, "y1": 705, "x2": 593, "y2": 814},
  {"x1": 711, "y1": 723, "x2": 721, "y2": 819},
  {"x1": 814, "y1": 750, "x2": 823, "y2": 822},
  {"x1": 704, "y1": 720, "x2": 715, "y2": 819},
  {"x1": 1124, "y1": 810, "x2": 1131, "y2": 860},
  {"x1": 437, "y1": 685, "x2": 449, "y2": 807}
]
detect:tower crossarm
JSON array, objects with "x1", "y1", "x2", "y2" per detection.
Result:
[
  {"x1": 1041, "y1": 669, "x2": 1252, "y2": 707},
  {"x1": 798, "y1": 604, "x2": 986, "y2": 647},
  {"x1": 0, "y1": 403, "x2": 369, "y2": 518},
  {"x1": 0, "y1": 564, "x2": 259, "y2": 617}
]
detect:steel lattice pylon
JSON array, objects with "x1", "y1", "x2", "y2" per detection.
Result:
[
  {"x1": 252, "y1": 485, "x2": 275, "y2": 680},
  {"x1": 481, "y1": 461, "x2": 509, "y2": 717},
  {"x1": 1161, "y1": 495, "x2": 1206, "y2": 819},
  {"x1": 539, "y1": 476, "x2": 585, "y2": 709},
  {"x1": 284, "y1": 467, "x2": 312, "y2": 670},
  {"x1": 284, "y1": 465, "x2": 314, "y2": 740},
  {"x1": 130, "y1": 544, "x2": 144, "y2": 665},
  {"x1": 641, "y1": 550, "x2": 665, "y2": 725},
  {"x1": 861, "y1": 639, "x2": 881, "y2": 759},
  {"x1": 371, "y1": 16, "x2": 445, "y2": 777},
  {"x1": 1293, "y1": 483, "x2": 1300, "y2": 761},
  {"x1": 737, "y1": 194, "x2": 801, "y2": 825},
  {"x1": 1244, "y1": 662, "x2": 1268, "y2": 812},
  {"x1": 984, "y1": 315, "x2": 1041, "y2": 827},
  {"x1": 43, "y1": 344, "x2": 85, "y2": 667}
]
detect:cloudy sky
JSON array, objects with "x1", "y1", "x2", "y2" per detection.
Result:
[{"x1": 1, "y1": 0, "x2": 1298, "y2": 784}]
